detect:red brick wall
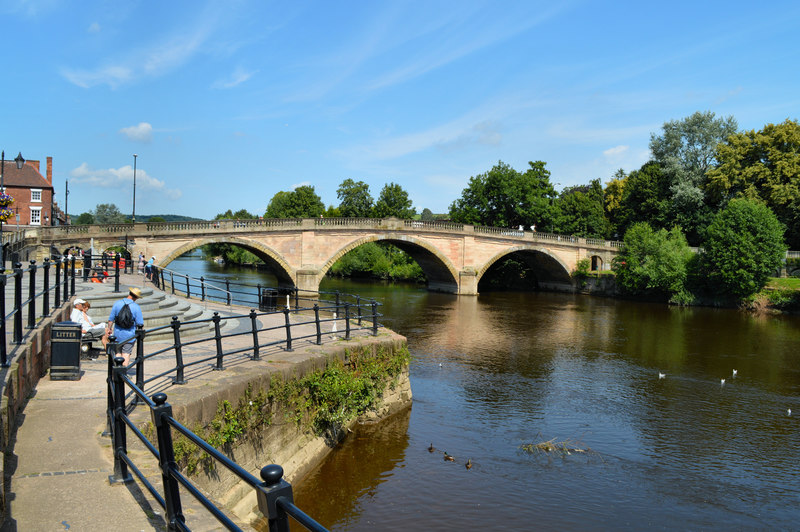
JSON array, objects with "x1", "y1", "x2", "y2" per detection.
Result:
[{"x1": 4, "y1": 186, "x2": 54, "y2": 227}]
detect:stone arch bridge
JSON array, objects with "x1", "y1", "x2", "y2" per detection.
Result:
[{"x1": 15, "y1": 218, "x2": 623, "y2": 295}]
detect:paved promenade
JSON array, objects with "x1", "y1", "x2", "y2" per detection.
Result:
[{"x1": 3, "y1": 271, "x2": 377, "y2": 531}]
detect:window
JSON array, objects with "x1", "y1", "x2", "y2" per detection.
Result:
[{"x1": 30, "y1": 207, "x2": 41, "y2": 225}]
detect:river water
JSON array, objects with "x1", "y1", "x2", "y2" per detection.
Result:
[{"x1": 169, "y1": 253, "x2": 800, "y2": 530}]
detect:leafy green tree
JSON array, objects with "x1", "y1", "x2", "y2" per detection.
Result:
[
  {"x1": 215, "y1": 208, "x2": 258, "y2": 220},
  {"x1": 265, "y1": 186, "x2": 325, "y2": 218},
  {"x1": 420, "y1": 208, "x2": 434, "y2": 221},
  {"x1": 148, "y1": 216, "x2": 166, "y2": 223},
  {"x1": 553, "y1": 179, "x2": 609, "y2": 238},
  {"x1": 612, "y1": 222, "x2": 694, "y2": 304},
  {"x1": 650, "y1": 111, "x2": 738, "y2": 244},
  {"x1": 373, "y1": 182, "x2": 415, "y2": 219},
  {"x1": 706, "y1": 119, "x2": 800, "y2": 249},
  {"x1": 616, "y1": 161, "x2": 671, "y2": 236},
  {"x1": 699, "y1": 198, "x2": 786, "y2": 299},
  {"x1": 604, "y1": 169, "x2": 627, "y2": 237},
  {"x1": 337, "y1": 179, "x2": 374, "y2": 218},
  {"x1": 74, "y1": 212, "x2": 95, "y2": 225},
  {"x1": 449, "y1": 161, "x2": 556, "y2": 229},
  {"x1": 94, "y1": 203, "x2": 127, "y2": 224}
]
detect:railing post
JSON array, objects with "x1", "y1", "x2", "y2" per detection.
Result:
[
  {"x1": 171, "y1": 317, "x2": 186, "y2": 385},
  {"x1": 344, "y1": 303, "x2": 351, "y2": 340},
  {"x1": 70, "y1": 255, "x2": 76, "y2": 297},
  {"x1": 356, "y1": 295, "x2": 361, "y2": 326},
  {"x1": 104, "y1": 336, "x2": 118, "y2": 437},
  {"x1": 372, "y1": 301, "x2": 378, "y2": 336},
  {"x1": 160, "y1": 268, "x2": 165, "y2": 292},
  {"x1": 113, "y1": 252, "x2": 121, "y2": 293},
  {"x1": 83, "y1": 253, "x2": 90, "y2": 282},
  {"x1": 212, "y1": 312, "x2": 223, "y2": 370},
  {"x1": 314, "y1": 304, "x2": 321, "y2": 345},
  {"x1": 151, "y1": 392, "x2": 186, "y2": 530},
  {"x1": 185, "y1": 275, "x2": 191, "y2": 299},
  {"x1": 283, "y1": 308, "x2": 293, "y2": 352},
  {"x1": 250, "y1": 309, "x2": 260, "y2": 360},
  {"x1": 109, "y1": 355, "x2": 133, "y2": 484},
  {"x1": 226, "y1": 280, "x2": 231, "y2": 306},
  {"x1": 335, "y1": 291, "x2": 341, "y2": 316},
  {"x1": 27, "y1": 260, "x2": 36, "y2": 329},
  {"x1": 13, "y1": 263, "x2": 22, "y2": 344},
  {"x1": 54, "y1": 257, "x2": 61, "y2": 308},
  {"x1": 41, "y1": 258, "x2": 51, "y2": 317},
  {"x1": 200, "y1": 276, "x2": 206, "y2": 301},
  {"x1": 256, "y1": 465, "x2": 294, "y2": 532},
  {"x1": 169, "y1": 270, "x2": 175, "y2": 294},
  {"x1": 0, "y1": 274, "x2": 7, "y2": 367},
  {"x1": 294, "y1": 287, "x2": 299, "y2": 309},
  {"x1": 133, "y1": 326, "x2": 146, "y2": 404}
]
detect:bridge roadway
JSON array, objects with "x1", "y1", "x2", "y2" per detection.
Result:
[
  {"x1": 15, "y1": 217, "x2": 623, "y2": 295},
  {"x1": 5, "y1": 271, "x2": 385, "y2": 530}
]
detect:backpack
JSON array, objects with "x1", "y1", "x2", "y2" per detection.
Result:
[{"x1": 115, "y1": 302, "x2": 135, "y2": 329}]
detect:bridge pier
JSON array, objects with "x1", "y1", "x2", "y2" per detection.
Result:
[
  {"x1": 295, "y1": 269, "x2": 321, "y2": 294},
  {"x1": 458, "y1": 270, "x2": 479, "y2": 295}
]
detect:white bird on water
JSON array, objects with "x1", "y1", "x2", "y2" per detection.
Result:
[
  {"x1": 720, "y1": 378, "x2": 726, "y2": 386},
  {"x1": 732, "y1": 369, "x2": 738, "y2": 377},
  {"x1": 788, "y1": 408, "x2": 792, "y2": 416},
  {"x1": 658, "y1": 372, "x2": 666, "y2": 379}
]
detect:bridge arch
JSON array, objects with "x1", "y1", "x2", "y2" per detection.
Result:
[
  {"x1": 159, "y1": 236, "x2": 296, "y2": 286},
  {"x1": 320, "y1": 235, "x2": 460, "y2": 293},
  {"x1": 477, "y1": 246, "x2": 574, "y2": 291}
]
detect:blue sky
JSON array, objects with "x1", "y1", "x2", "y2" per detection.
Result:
[{"x1": 1, "y1": 1, "x2": 798, "y2": 219}]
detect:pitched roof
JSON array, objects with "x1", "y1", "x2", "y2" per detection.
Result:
[{"x1": 1, "y1": 161, "x2": 53, "y2": 189}]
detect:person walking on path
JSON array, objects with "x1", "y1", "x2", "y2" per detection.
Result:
[
  {"x1": 107, "y1": 287, "x2": 144, "y2": 365},
  {"x1": 138, "y1": 252, "x2": 145, "y2": 274}
]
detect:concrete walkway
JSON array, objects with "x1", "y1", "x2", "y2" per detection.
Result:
[{"x1": 3, "y1": 271, "x2": 376, "y2": 531}]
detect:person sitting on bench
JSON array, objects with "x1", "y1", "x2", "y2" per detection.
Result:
[{"x1": 71, "y1": 298, "x2": 109, "y2": 348}]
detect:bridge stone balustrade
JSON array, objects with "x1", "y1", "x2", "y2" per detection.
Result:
[{"x1": 17, "y1": 218, "x2": 623, "y2": 295}]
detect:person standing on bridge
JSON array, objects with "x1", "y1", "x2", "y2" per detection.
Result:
[
  {"x1": 145, "y1": 256, "x2": 155, "y2": 279},
  {"x1": 107, "y1": 287, "x2": 144, "y2": 366}
]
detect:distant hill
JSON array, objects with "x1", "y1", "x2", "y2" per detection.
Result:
[{"x1": 134, "y1": 214, "x2": 205, "y2": 222}]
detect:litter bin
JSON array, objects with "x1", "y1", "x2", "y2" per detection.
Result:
[
  {"x1": 259, "y1": 289, "x2": 278, "y2": 311},
  {"x1": 51, "y1": 321, "x2": 82, "y2": 381}
]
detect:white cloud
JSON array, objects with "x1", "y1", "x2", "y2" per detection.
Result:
[
  {"x1": 88, "y1": 22, "x2": 101, "y2": 34},
  {"x1": 212, "y1": 66, "x2": 257, "y2": 89},
  {"x1": 119, "y1": 122, "x2": 153, "y2": 143},
  {"x1": 603, "y1": 145, "x2": 629, "y2": 158},
  {"x1": 70, "y1": 163, "x2": 182, "y2": 200}
]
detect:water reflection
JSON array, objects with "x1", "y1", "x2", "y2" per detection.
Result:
[{"x1": 166, "y1": 257, "x2": 800, "y2": 529}]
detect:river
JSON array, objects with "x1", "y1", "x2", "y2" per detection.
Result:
[{"x1": 169, "y1": 252, "x2": 800, "y2": 530}]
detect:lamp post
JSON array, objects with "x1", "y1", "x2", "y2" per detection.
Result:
[
  {"x1": 65, "y1": 179, "x2": 69, "y2": 226},
  {"x1": 1, "y1": 150, "x2": 25, "y2": 268},
  {"x1": 132, "y1": 154, "x2": 137, "y2": 223}
]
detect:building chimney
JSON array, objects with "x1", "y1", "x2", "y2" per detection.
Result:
[{"x1": 47, "y1": 157, "x2": 53, "y2": 184}]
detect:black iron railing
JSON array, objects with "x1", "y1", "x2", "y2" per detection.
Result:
[
  {"x1": 107, "y1": 353, "x2": 328, "y2": 531},
  {"x1": 0, "y1": 256, "x2": 78, "y2": 366},
  {"x1": 103, "y1": 290, "x2": 382, "y2": 530}
]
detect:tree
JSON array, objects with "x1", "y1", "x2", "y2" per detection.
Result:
[
  {"x1": 215, "y1": 208, "x2": 258, "y2": 220},
  {"x1": 148, "y1": 216, "x2": 166, "y2": 223},
  {"x1": 373, "y1": 182, "x2": 415, "y2": 219},
  {"x1": 706, "y1": 119, "x2": 800, "y2": 249},
  {"x1": 699, "y1": 198, "x2": 786, "y2": 299},
  {"x1": 650, "y1": 111, "x2": 738, "y2": 244},
  {"x1": 604, "y1": 169, "x2": 627, "y2": 237},
  {"x1": 553, "y1": 179, "x2": 609, "y2": 238},
  {"x1": 94, "y1": 203, "x2": 127, "y2": 224},
  {"x1": 420, "y1": 208, "x2": 434, "y2": 221},
  {"x1": 448, "y1": 161, "x2": 556, "y2": 229},
  {"x1": 74, "y1": 212, "x2": 95, "y2": 225},
  {"x1": 616, "y1": 161, "x2": 671, "y2": 236},
  {"x1": 337, "y1": 179, "x2": 374, "y2": 218},
  {"x1": 265, "y1": 186, "x2": 325, "y2": 218},
  {"x1": 612, "y1": 222, "x2": 694, "y2": 304}
]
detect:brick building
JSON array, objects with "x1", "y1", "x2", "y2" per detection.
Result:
[{"x1": 1, "y1": 156, "x2": 67, "y2": 228}]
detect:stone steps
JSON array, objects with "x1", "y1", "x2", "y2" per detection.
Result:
[{"x1": 81, "y1": 287, "x2": 224, "y2": 342}]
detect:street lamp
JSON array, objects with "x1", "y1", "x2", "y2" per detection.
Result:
[
  {"x1": 65, "y1": 179, "x2": 69, "y2": 226},
  {"x1": 132, "y1": 154, "x2": 137, "y2": 223},
  {"x1": 1, "y1": 150, "x2": 25, "y2": 268}
]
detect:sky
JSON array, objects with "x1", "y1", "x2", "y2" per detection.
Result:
[{"x1": 1, "y1": 0, "x2": 799, "y2": 219}]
